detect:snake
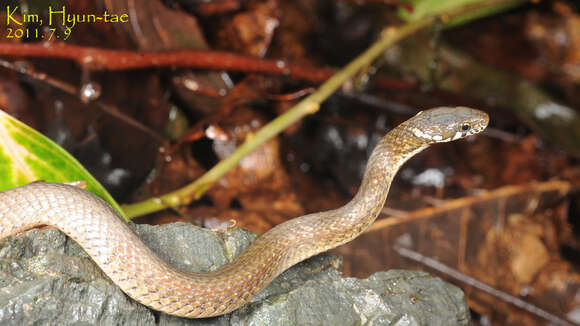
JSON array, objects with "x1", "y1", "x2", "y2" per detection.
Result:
[{"x1": 0, "y1": 106, "x2": 488, "y2": 318}]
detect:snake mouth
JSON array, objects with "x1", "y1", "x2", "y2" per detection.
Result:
[
  {"x1": 412, "y1": 126, "x2": 486, "y2": 143},
  {"x1": 449, "y1": 126, "x2": 487, "y2": 142},
  {"x1": 459, "y1": 124, "x2": 487, "y2": 139}
]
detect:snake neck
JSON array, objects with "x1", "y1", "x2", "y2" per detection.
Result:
[{"x1": 343, "y1": 123, "x2": 429, "y2": 234}]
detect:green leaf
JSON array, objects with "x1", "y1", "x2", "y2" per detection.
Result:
[
  {"x1": 0, "y1": 110, "x2": 127, "y2": 221},
  {"x1": 398, "y1": 0, "x2": 525, "y2": 27}
]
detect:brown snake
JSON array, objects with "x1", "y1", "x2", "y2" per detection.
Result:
[{"x1": 0, "y1": 107, "x2": 488, "y2": 318}]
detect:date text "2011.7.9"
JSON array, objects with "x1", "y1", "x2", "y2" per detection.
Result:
[{"x1": 6, "y1": 27, "x2": 71, "y2": 41}]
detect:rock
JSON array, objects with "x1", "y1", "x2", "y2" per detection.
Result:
[{"x1": 0, "y1": 223, "x2": 471, "y2": 325}]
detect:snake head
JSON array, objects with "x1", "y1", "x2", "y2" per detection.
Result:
[{"x1": 408, "y1": 106, "x2": 489, "y2": 143}]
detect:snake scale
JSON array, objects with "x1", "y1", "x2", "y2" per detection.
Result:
[{"x1": 0, "y1": 107, "x2": 488, "y2": 318}]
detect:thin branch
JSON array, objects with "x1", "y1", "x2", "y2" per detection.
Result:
[
  {"x1": 0, "y1": 43, "x2": 327, "y2": 75},
  {"x1": 370, "y1": 181, "x2": 571, "y2": 233},
  {"x1": 395, "y1": 246, "x2": 576, "y2": 326},
  {"x1": 190, "y1": 0, "x2": 241, "y2": 16},
  {"x1": 331, "y1": 0, "x2": 414, "y2": 11},
  {"x1": 0, "y1": 43, "x2": 416, "y2": 90},
  {"x1": 0, "y1": 59, "x2": 166, "y2": 143}
]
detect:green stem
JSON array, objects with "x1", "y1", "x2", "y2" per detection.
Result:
[{"x1": 121, "y1": 0, "x2": 523, "y2": 218}]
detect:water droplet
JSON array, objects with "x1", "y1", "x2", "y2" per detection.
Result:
[{"x1": 80, "y1": 82, "x2": 101, "y2": 103}]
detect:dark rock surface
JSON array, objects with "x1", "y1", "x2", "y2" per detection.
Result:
[{"x1": 0, "y1": 223, "x2": 471, "y2": 325}]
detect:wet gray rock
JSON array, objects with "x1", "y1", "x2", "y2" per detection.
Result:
[{"x1": 0, "y1": 223, "x2": 471, "y2": 325}]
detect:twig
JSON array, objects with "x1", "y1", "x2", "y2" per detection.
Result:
[
  {"x1": 189, "y1": 0, "x2": 241, "y2": 16},
  {"x1": 395, "y1": 246, "x2": 576, "y2": 326},
  {"x1": 370, "y1": 180, "x2": 571, "y2": 233},
  {"x1": 266, "y1": 87, "x2": 316, "y2": 101},
  {"x1": 339, "y1": 92, "x2": 417, "y2": 115},
  {"x1": 0, "y1": 59, "x2": 166, "y2": 143},
  {"x1": 0, "y1": 43, "x2": 414, "y2": 91},
  {"x1": 331, "y1": 0, "x2": 414, "y2": 11},
  {"x1": 0, "y1": 59, "x2": 77, "y2": 94},
  {"x1": 0, "y1": 43, "x2": 329, "y2": 75}
]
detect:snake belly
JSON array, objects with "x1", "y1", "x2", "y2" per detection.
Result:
[{"x1": 0, "y1": 107, "x2": 488, "y2": 318}]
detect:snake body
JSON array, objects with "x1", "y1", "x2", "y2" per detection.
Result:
[{"x1": 0, "y1": 107, "x2": 488, "y2": 318}]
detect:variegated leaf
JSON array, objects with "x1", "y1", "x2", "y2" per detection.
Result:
[{"x1": 0, "y1": 110, "x2": 127, "y2": 221}]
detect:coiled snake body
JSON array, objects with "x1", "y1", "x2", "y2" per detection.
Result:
[{"x1": 0, "y1": 107, "x2": 488, "y2": 318}]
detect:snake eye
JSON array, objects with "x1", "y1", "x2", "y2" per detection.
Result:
[{"x1": 461, "y1": 122, "x2": 471, "y2": 131}]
